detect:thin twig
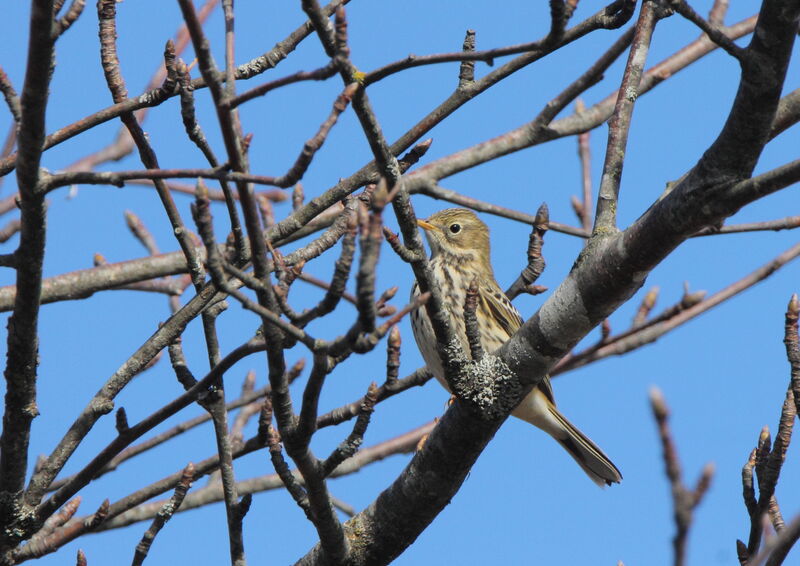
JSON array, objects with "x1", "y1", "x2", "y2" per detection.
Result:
[
  {"x1": 322, "y1": 383, "x2": 379, "y2": 476},
  {"x1": 650, "y1": 388, "x2": 714, "y2": 566},
  {"x1": 55, "y1": 0, "x2": 86, "y2": 36},
  {"x1": 64, "y1": 0, "x2": 219, "y2": 174},
  {"x1": 229, "y1": 61, "x2": 338, "y2": 108},
  {"x1": 738, "y1": 294, "x2": 800, "y2": 564},
  {"x1": 505, "y1": 203, "x2": 549, "y2": 299},
  {"x1": 0, "y1": 66, "x2": 21, "y2": 123},
  {"x1": 131, "y1": 463, "x2": 194, "y2": 566},
  {"x1": 632, "y1": 286, "x2": 659, "y2": 326},
  {"x1": 575, "y1": 98, "x2": 593, "y2": 236},
  {"x1": 463, "y1": 278, "x2": 484, "y2": 361},
  {"x1": 553, "y1": 241, "x2": 800, "y2": 375},
  {"x1": 594, "y1": 0, "x2": 663, "y2": 234},
  {"x1": 671, "y1": 0, "x2": 745, "y2": 61},
  {"x1": 97, "y1": 421, "x2": 434, "y2": 532}
]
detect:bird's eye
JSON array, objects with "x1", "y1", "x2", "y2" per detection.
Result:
[{"x1": 449, "y1": 223, "x2": 461, "y2": 234}]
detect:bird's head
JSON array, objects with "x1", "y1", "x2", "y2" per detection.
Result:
[{"x1": 417, "y1": 208, "x2": 492, "y2": 270}]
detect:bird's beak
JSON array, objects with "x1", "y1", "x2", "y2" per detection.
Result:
[{"x1": 417, "y1": 219, "x2": 435, "y2": 231}]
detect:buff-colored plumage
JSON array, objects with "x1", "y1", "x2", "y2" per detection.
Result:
[{"x1": 411, "y1": 208, "x2": 621, "y2": 486}]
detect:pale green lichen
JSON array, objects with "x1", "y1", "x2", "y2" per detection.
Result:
[
  {"x1": 448, "y1": 348, "x2": 523, "y2": 422},
  {"x1": 0, "y1": 492, "x2": 40, "y2": 551}
]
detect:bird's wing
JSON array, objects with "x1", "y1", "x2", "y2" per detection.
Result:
[
  {"x1": 480, "y1": 283, "x2": 523, "y2": 335},
  {"x1": 481, "y1": 282, "x2": 556, "y2": 406},
  {"x1": 538, "y1": 375, "x2": 556, "y2": 406}
]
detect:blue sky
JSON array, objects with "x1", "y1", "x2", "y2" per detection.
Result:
[{"x1": 1, "y1": 1, "x2": 799, "y2": 564}]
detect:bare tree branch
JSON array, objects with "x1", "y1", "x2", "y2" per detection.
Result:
[
  {"x1": 650, "y1": 388, "x2": 714, "y2": 566},
  {"x1": 594, "y1": 0, "x2": 663, "y2": 233},
  {"x1": 130, "y1": 464, "x2": 193, "y2": 566},
  {"x1": 553, "y1": 240, "x2": 800, "y2": 375},
  {"x1": 1, "y1": 0, "x2": 56, "y2": 532}
]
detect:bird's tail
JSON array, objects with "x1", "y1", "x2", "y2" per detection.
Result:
[{"x1": 546, "y1": 406, "x2": 622, "y2": 487}]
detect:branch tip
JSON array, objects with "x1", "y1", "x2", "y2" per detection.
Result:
[{"x1": 114, "y1": 408, "x2": 129, "y2": 434}]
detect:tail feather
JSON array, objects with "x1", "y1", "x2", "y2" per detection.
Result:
[
  {"x1": 511, "y1": 387, "x2": 622, "y2": 487},
  {"x1": 548, "y1": 406, "x2": 622, "y2": 487}
]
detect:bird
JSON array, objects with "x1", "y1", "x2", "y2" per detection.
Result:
[{"x1": 410, "y1": 208, "x2": 621, "y2": 486}]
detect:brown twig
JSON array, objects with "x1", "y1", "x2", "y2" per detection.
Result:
[
  {"x1": 553, "y1": 241, "x2": 800, "y2": 375},
  {"x1": 26, "y1": 496, "x2": 81, "y2": 546},
  {"x1": 463, "y1": 278, "x2": 484, "y2": 361},
  {"x1": 505, "y1": 203, "x2": 549, "y2": 299},
  {"x1": 594, "y1": 0, "x2": 663, "y2": 234},
  {"x1": 272, "y1": 83, "x2": 360, "y2": 189},
  {"x1": 55, "y1": 0, "x2": 86, "y2": 36},
  {"x1": 787, "y1": 295, "x2": 800, "y2": 428},
  {"x1": 123, "y1": 178, "x2": 286, "y2": 203},
  {"x1": 97, "y1": 0, "x2": 204, "y2": 290},
  {"x1": 46, "y1": 361, "x2": 305, "y2": 495},
  {"x1": 175, "y1": 57, "x2": 245, "y2": 260},
  {"x1": 458, "y1": 29, "x2": 476, "y2": 88},
  {"x1": 362, "y1": 0, "x2": 633, "y2": 86},
  {"x1": 264, "y1": 407, "x2": 312, "y2": 518},
  {"x1": 385, "y1": 326, "x2": 401, "y2": 385},
  {"x1": 694, "y1": 216, "x2": 800, "y2": 236},
  {"x1": 208, "y1": 378, "x2": 247, "y2": 566},
  {"x1": 383, "y1": 226, "x2": 424, "y2": 262},
  {"x1": 0, "y1": 124, "x2": 17, "y2": 190},
  {"x1": 355, "y1": 208, "x2": 383, "y2": 334},
  {"x1": 650, "y1": 388, "x2": 714, "y2": 566},
  {"x1": 671, "y1": 0, "x2": 745, "y2": 61},
  {"x1": 409, "y1": 23, "x2": 636, "y2": 218},
  {"x1": 738, "y1": 295, "x2": 800, "y2": 563},
  {"x1": 293, "y1": 183, "x2": 305, "y2": 211},
  {"x1": 229, "y1": 371, "x2": 258, "y2": 446},
  {"x1": 229, "y1": 61, "x2": 338, "y2": 108},
  {"x1": 97, "y1": 421, "x2": 434, "y2": 531},
  {"x1": 574, "y1": 98, "x2": 593, "y2": 237},
  {"x1": 322, "y1": 383, "x2": 379, "y2": 476},
  {"x1": 130, "y1": 463, "x2": 194, "y2": 566},
  {"x1": 632, "y1": 286, "x2": 659, "y2": 326},
  {"x1": 707, "y1": 0, "x2": 729, "y2": 26},
  {"x1": 316, "y1": 368, "x2": 432, "y2": 429},
  {"x1": 64, "y1": 0, "x2": 219, "y2": 174},
  {"x1": 0, "y1": 219, "x2": 21, "y2": 244},
  {"x1": 415, "y1": 183, "x2": 587, "y2": 237},
  {"x1": 296, "y1": 271, "x2": 357, "y2": 306},
  {"x1": 324, "y1": 290, "x2": 430, "y2": 360},
  {"x1": 11, "y1": 499, "x2": 109, "y2": 562},
  {"x1": 0, "y1": 66, "x2": 21, "y2": 123},
  {"x1": 43, "y1": 166, "x2": 317, "y2": 193},
  {"x1": 294, "y1": 222, "x2": 358, "y2": 326},
  {"x1": 745, "y1": 514, "x2": 800, "y2": 566},
  {"x1": 32, "y1": 336, "x2": 267, "y2": 524},
  {"x1": 124, "y1": 211, "x2": 160, "y2": 256},
  {"x1": 0, "y1": 1, "x2": 350, "y2": 178}
]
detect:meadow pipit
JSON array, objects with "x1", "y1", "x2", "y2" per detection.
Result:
[{"x1": 411, "y1": 208, "x2": 621, "y2": 486}]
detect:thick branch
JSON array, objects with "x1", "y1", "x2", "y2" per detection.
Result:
[{"x1": 1, "y1": 0, "x2": 55, "y2": 508}]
